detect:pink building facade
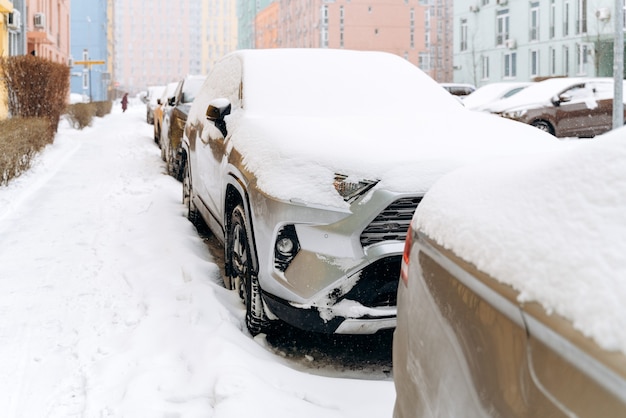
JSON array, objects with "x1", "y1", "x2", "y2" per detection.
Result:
[
  {"x1": 276, "y1": 0, "x2": 425, "y2": 67},
  {"x1": 112, "y1": 0, "x2": 203, "y2": 95},
  {"x1": 26, "y1": 0, "x2": 70, "y2": 63}
]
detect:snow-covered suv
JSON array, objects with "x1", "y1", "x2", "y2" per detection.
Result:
[{"x1": 181, "y1": 49, "x2": 559, "y2": 336}]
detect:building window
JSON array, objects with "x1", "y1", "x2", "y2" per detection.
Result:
[
  {"x1": 82, "y1": 70, "x2": 89, "y2": 90},
  {"x1": 419, "y1": 52, "x2": 431, "y2": 71},
  {"x1": 576, "y1": 0, "x2": 587, "y2": 34},
  {"x1": 530, "y1": 49, "x2": 540, "y2": 76},
  {"x1": 530, "y1": 3, "x2": 539, "y2": 41},
  {"x1": 481, "y1": 55, "x2": 490, "y2": 79},
  {"x1": 550, "y1": 47, "x2": 557, "y2": 75},
  {"x1": 504, "y1": 52, "x2": 517, "y2": 77},
  {"x1": 496, "y1": 10, "x2": 510, "y2": 46},
  {"x1": 460, "y1": 18, "x2": 468, "y2": 51},
  {"x1": 321, "y1": 5, "x2": 329, "y2": 47},
  {"x1": 564, "y1": 45, "x2": 570, "y2": 74},
  {"x1": 564, "y1": 1, "x2": 570, "y2": 36},
  {"x1": 550, "y1": 0, "x2": 556, "y2": 38},
  {"x1": 340, "y1": 6, "x2": 345, "y2": 48},
  {"x1": 576, "y1": 43, "x2": 588, "y2": 74},
  {"x1": 410, "y1": 8, "x2": 415, "y2": 48}
]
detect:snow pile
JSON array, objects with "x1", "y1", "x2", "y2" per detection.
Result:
[{"x1": 0, "y1": 105, "x2": 394, "y2": 417}]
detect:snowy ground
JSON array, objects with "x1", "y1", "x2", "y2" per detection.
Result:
[{"x1": 0, "y1": 103, "x2": 395, "y2": 417}]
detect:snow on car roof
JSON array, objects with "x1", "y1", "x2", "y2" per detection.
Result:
[
  {"x1": 191, "y1": 49, "x2": 562, "y2": 208},
  {"x1": 414, "y1": 128, "x2": 626, "y2": 355}
]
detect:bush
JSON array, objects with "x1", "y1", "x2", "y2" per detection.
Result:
[
  {"x1": 0, "y1": 55, "x2": 70, "y2": 139},
  {"x1": 0, "y1": 118, "x2": 52, "y2": 186},
  {"x1": 65, "y1": 102, "x2": 96, "y2": 129},
  {"x1": 94, "y1": 100, "x2": 112, "y2": 117}
]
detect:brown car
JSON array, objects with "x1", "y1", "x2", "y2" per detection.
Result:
[
  {"x1": 486, "y1": 77, "x2": 625, "y2": 138},
  {"x1": 393, "y1": 128, "x2": 626, "y2": 417}
]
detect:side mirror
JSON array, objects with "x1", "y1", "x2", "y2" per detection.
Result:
[
  {"x1": 206, "y1": 98, "x2": 231, "y2": 137},
  {"x1": 168, "y1": 97, "x2": 176, "y2": 106},
  {"x1": 552, "y1": 93, "x2": 571, "y2": 107},
  {"x1": 157, "y1": 99, "x2": 162, "y2": 105}
]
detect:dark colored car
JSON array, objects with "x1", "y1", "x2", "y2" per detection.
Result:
[
  {"x1": 486, "y1": 77, "x2": 625, "y2": 138},
  {"x1": 393, "y1": 128, "x2": 626, "y2": 417},
  {"x1": 160, "y1": 75, "x2": 206, "y2": 180}
]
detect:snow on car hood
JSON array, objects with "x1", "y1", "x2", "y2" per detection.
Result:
[
  {"x1": 415, "y1": 127, "x2": 626, "y2": 355},
  {"x1": 226, "y1": 106, "x2": 561, "y2": 209}
]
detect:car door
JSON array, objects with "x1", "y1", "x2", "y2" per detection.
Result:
[
  {"x1": 193, "y1": 55, "x2": 243, "y2": 233},
  {"x1": 586, "y1": 80, "x2": 615, "y2": 136},
  {"x1": 554, "y1": 84, "x2": 599, "y2": 137},
  {"x1": 522, "y1": 303, "x2": 626, "y2": 417}
]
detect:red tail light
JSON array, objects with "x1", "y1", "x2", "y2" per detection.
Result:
[{"x1": 400, "y1": 223, "x2": 413, "y2": 286}]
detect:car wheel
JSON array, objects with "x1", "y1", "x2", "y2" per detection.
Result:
[
  {"x1": 182, "y1": 161, "x2": 201, "y2": 227},
  {"x1": 169, "y1": 148, "x2": 183, "y2": 181},
  {"x1": 228, "y1": 205, "x2": 270, "y2": 336},
  {"x1": 531, "y1": 120, "x2": 555, "y2": 136}
]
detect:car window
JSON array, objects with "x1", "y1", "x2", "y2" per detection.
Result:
[
  {"x1": 182, "y1": 78, "x2": 206, "y2": 104},
  {"x1": 563, "y1": 85, "x2": 593, "y2": 102},
  {"x1": 590, "y1": 81, "x2": 614, "y2": 99}
]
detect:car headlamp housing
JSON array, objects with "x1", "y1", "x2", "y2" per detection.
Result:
[
  {"x1": 333, "y1": 174, "x2": 378, "y2": 203},
  {"x1": 502, "y1": 108, "x2": 528, "y2": 119}
]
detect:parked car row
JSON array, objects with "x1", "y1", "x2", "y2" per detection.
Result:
[
  {"x1": 142, "y1": 51, "x2": 625, "y2": 416},
  {"x1": 142, "y1": 75, "x2": 208, "y2": 180}
]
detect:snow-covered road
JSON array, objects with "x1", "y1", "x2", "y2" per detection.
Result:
[{"x1": 0, "y1": 104, "x2": 395, "y2": 417}]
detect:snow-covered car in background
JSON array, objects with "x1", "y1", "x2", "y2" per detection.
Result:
[
  {"x1": 393, "y1": 128, "x2": 626, "y2": 417},
  {"x1": 440, "y1": 82, "x2": 476, "y2": 98},
  {"x1": 153, "y1": 82, "x2": 178, "y2": 144},
  {"x1": 145, "y1": 85, "x2": 166, "y2": 125},
  {"x1": 160, "y1": 74, "x2": 206, "y2": 180},
  {"x1": 181, "y1": 48, "x2": 560, "y2": 336},
  {"x1": 462, "y1": 81, "x2": 532, "y2": 111},
  {"x1": 485, "y1": 77, "x2": 625, "y2": 138}
]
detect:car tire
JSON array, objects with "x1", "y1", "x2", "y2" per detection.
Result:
[
  {"x1": 531, "y1": 120, "x2": 555, "y2": 136},
  {"x1": 228, "y1": 205, "x2": 270, "y2": 336},
  {"x1": 182, "y1": 161, "x2": 201, "y2": 227}
]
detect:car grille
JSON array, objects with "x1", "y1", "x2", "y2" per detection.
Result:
[{"x1": 359, "y1": 196, "x2": 422, "y2": 247}]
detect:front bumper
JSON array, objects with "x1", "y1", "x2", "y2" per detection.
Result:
[{"x1": 252, "y1": 189, "x2": 421, "y2": 334}]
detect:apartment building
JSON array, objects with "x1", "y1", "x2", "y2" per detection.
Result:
[
  {"x1": 203, "y1": 0, "x2": 238, "y2": 73},
  {"x1": 26, "y1": 0, "x2": 71, "y2": 63},
  {"x1": 454, "y1": 0, "x2": 624, "y2": 86},
  {"x1": 70, "y1": 0, "x2": 109, "y2": 102},
  {"x1": 112, "y1": 0, "x2": 203, "y2": 95},
  {"x1": 278, "y1": 0, "x2": 425, "y2": 65}
]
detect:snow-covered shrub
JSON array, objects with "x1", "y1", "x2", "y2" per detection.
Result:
[
  {"x1": 0, "y1": 117, "x2": 51, "y2": 186},
  {"x1": 0, "y1": 55, "x2": 70, "y2": 139},
  {"x1": 65, "y1": 103, "x2": 95, "y2": 129}
]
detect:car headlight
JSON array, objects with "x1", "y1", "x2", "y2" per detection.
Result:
[
  {"x1": 334, "y1": 174, "x2": 378, "y2": 203},
  {"x1": 502, "y1": 109, "x2": 528, "y2": 119}
]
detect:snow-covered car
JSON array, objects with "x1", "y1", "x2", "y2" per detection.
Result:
[
  {"x1": 462, "y1": 81, "x2": 532, "y2": 111},
  {"x1": 153, "y1": 82, "x2": 178, "y2": 144},
  {"x1": 393, "y1": 128, "x2": 626, "y2": 417},
  {"x1": 145, "y1": 85, "x2": 166, "y2": 125},
  {"x1": 485, "y1": 77, "x2": 625, "y2": 138},
  {"x1": 440, "y1": 82, "x2": 475, "y2": 98},
  {"x1": 160, "y1": 74, "x2": 206, "y2": 180},
  {"x1": 181, "y1": 48, "x2": 560, "y2": 336}
]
